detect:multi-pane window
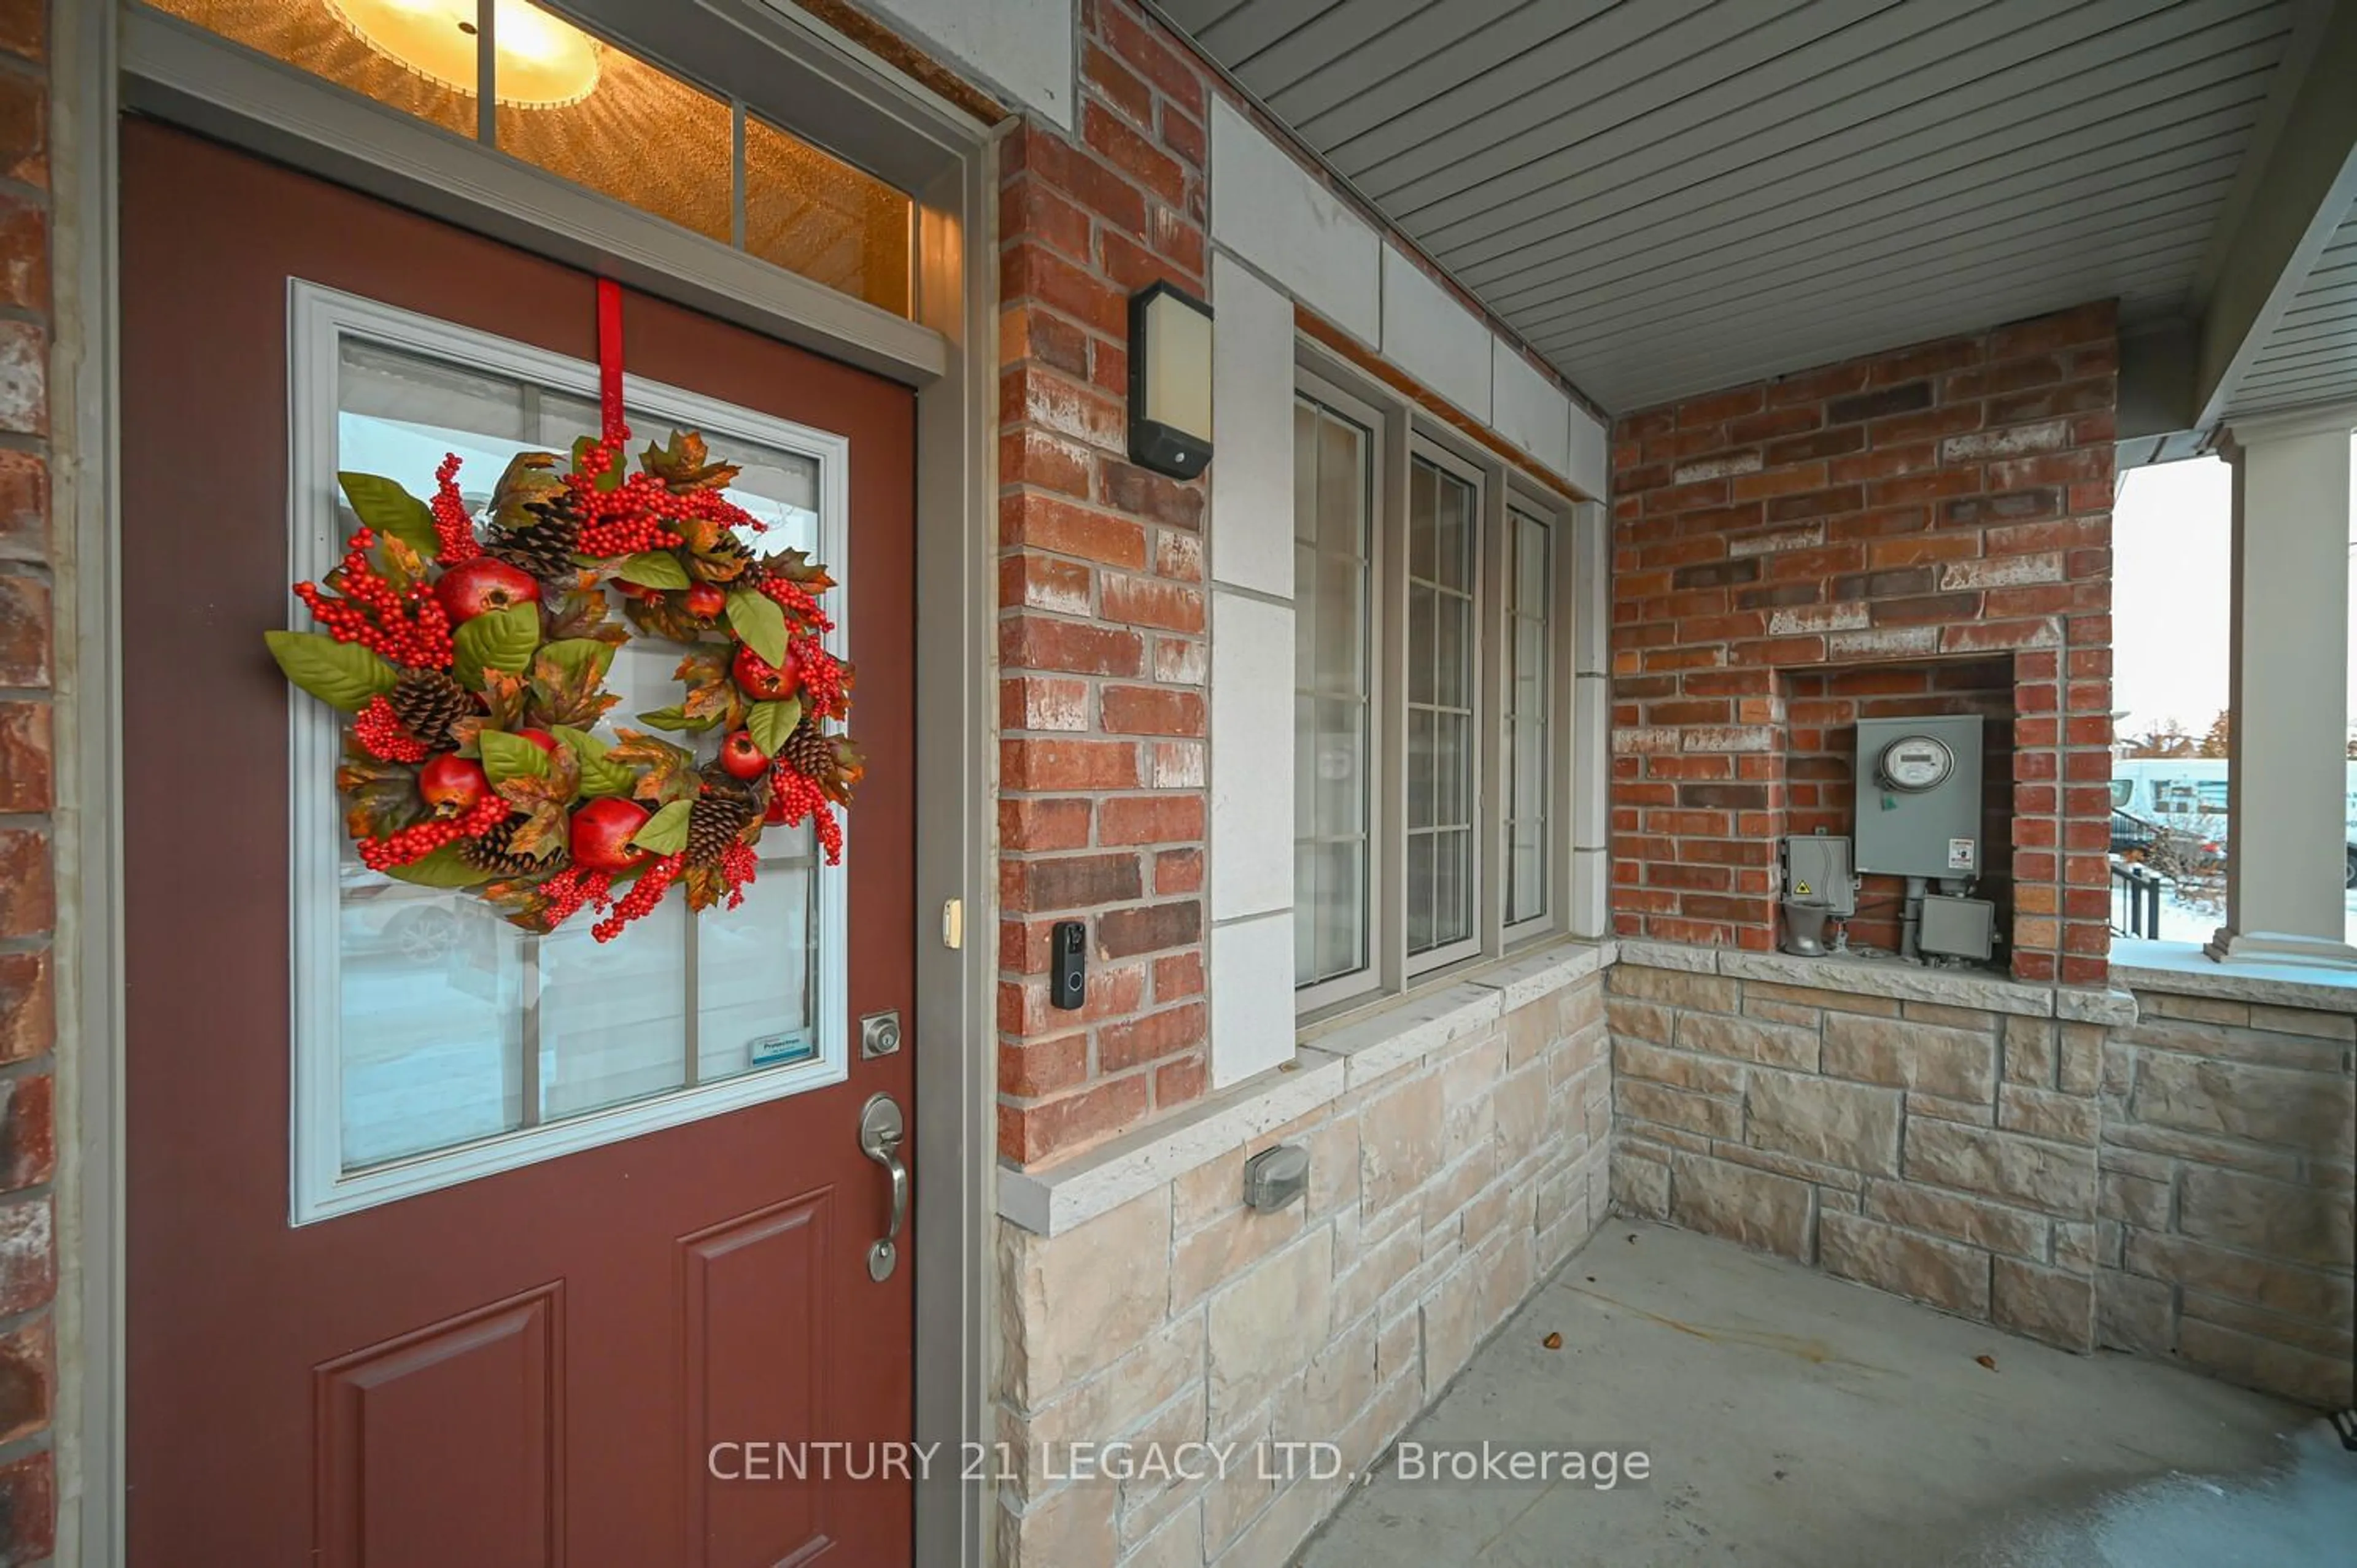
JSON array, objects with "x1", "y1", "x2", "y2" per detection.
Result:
[
  {"x1": 1294, "y1": 393, "x2": 1375, "y2": 998},
  {"x1": 1504, "y1": 505, "x2": 1552, "y2": 927},
  {"x1": 1407, "y1": 451, "x2": 1479, "y2": 962},
  {"x1": 1292, "y1": 366, "x2": 1571, "y2": 1017}
]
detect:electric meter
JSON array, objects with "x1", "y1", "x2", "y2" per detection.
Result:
[{"x1": 1877, "y1": 734, "x2": 1955, "y2": 794}]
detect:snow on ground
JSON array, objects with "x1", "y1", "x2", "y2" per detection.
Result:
[{"x1": 2129, "y1": 879, "x2": 2357, "y2": 946}]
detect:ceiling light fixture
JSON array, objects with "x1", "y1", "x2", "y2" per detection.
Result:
[{"x1": 324, "y1": 0, "x2": 602, "y2": 109}]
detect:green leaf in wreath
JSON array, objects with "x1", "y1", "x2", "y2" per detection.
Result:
[
  {"x1": 338, "y1": 472, "x2": 441, "y2": 558},
  {"x1": 635, "y1": 703, "x2": 722, "y2": 734},
  {"x1": 382, "y1": 842, "x2": 495, "y2": 889},
  {"x1": 266, "y1": 630, "x2": 398, "y2": 713},
  {"x1": 551, "y1": 724, "x2": 638, "y2": 798},
  {"x1": 571, "y1": 434, "x2": 626, "y2": 493},
  {"x1": 452, "y1": 601, "x2": 543, "y2": 690},
  {"x1": 726, "y1": 586, "x2": 789, "y2": 668},
  {"x1": 616, "y1": 551, "x2": 691, "y2": 591},
  {"x1": 478, "y1": 728, "x2": 552, "y2": 787},
  {"x1": 632, "y1": 798, "x2": 694, "y2": 856},
  {"x1": 746, "y1": 698, "x2": 802, "y2": 759}
]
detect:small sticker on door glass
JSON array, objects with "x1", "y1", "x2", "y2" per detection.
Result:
[
  {"x1": 1947, "y1": 837, "x2": 1975, "y2": 870},
  {"x1": 750, "y1": 1032, "x2": 816, "y2": 1067}
]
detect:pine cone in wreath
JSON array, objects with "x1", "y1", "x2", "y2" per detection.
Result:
[
  {"x1": 462, "y1": 813, "x2": 571, "y2": 878},
  {"x1": 483, "y1": 506, "x2": 583, "y2": 582},
  {"x1": 781, "y1": 719, "x2": 833, "y2": 780},
  {"x1": 780, "y1": 720, "x2": 861, "y2": 801},
  {"x1": 386, "y1": 670, "x2": 477, "y2": 750},
  {"x1": 687, "y1": 787, "x2": 761, "y2": 867}
]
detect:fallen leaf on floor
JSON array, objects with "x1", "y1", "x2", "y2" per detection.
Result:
[
  {"x1": 1542, "y1": 1332, "x2": 1563, "y2": 1350},
  {"x1": 1975, "y1": 1354, "x2": 1998, "y2": 1371}
]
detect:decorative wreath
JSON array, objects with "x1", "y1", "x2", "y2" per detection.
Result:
[{"x1": 266, "y1": 425, "x2": 862, "y2": 943}]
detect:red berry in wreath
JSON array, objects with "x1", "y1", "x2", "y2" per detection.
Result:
[
  {"x1": 571, "y1": 796, "x2": 654, "y2": 875},
  {"x1": 435, "y1": 557, "x2": 541, "y2": 624},
  {"x1": 684, "y1": 582, "x2": 726, "y2": 619},
  {"x1": 732, "y1": 643, "x2": 801, "y2": 701},
  {"x1": 418, "y1": 754, "x2": 489, "y2": 814},
  {"x1": 718, "y1": 729, "x2": 768, "y2": 780}
]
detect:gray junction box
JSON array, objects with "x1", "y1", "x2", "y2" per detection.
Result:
[{"x1": 1854, "y1": 716, "x2": 1984, "y2": 881}]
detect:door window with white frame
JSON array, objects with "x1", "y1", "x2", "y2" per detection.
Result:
[{"x1": 290, "y1": 288, "x2": 850, "y2": 1221}]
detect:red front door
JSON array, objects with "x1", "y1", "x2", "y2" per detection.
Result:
[{"x1": 120, "y1": 122, "x2": 917, "y2": 1564}]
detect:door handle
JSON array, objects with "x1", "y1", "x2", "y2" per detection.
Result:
[{"x1": 857, "y1": 1094, "x2": 908, "y2": 1283}]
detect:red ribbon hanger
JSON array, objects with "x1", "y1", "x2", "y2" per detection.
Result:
[{"x1": 597, "y1": 277, "x2": 626, "y2": 442}]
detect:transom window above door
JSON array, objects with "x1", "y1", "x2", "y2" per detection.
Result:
[
  {"x1": 144, "y1": 0, "x2": 915, "y2": 315},
  {"x1": 289, "y1": 285, "x2": 853, "y2": 1221}
]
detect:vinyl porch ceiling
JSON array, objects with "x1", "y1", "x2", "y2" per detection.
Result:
[{"x1": 1159, "y1": 0, "x2": 2303, "y2": 415}]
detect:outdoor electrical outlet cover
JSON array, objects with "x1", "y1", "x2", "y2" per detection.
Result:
[{"x1": 1243, "y1": 1144, "x2": 1309, "y2": 1211}]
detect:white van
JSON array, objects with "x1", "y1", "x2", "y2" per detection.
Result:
[{"x1": 2110, "y1": 757, "x2": 2357, "y2": 887}]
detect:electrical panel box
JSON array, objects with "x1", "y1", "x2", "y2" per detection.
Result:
[
  {"x1": 1919, "y1": 894, "x2": 1996, "y2": 961},
  {"x1": 1782, "y1": 835, "x2": 1856, "y2": 916},
  {"x1": 1854, "y1": 716, "x2": 1984, "y2": 880}
]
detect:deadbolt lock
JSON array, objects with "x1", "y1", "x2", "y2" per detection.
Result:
[{"x1": 860, "y1": 1010, "x2": 903, "y2": 1059}]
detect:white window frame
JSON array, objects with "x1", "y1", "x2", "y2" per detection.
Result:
[
  {"x1": 1293, "y1": 341, "x2": 1579, "y2": 1024},
  {"x1": 1401, "y1": 433, "x2": 1488, "y2": 977},
  {"x1": 1293, "y1": 370, "x2": 1389, "y2": 1016},
  {"x1": 1496, "y1": 488, "x2": 1560, "y2": 940},
  {"x1": 287, "y1": 281, "x2": 851, "y2": 1224}
]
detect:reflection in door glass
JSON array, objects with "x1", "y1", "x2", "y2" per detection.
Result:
[{"x1": 331, "y1": 339, "x2": 824, "y2": 1171}]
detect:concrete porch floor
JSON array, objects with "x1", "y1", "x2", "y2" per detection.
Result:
[{"x1": 1299, "y1": 1222, "x2": 2353, "y2": 1567}]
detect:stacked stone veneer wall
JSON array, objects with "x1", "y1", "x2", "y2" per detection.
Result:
[
  {"x1": 1606, "y1": 952, "x2": 2111, "y2": 1350},
  {"x1": 995, "y1": 965, "x2": 1608, "y2": 1567},
  {"x1": 2097, "y1": 989, "x2": 2355, "y2": 1407},
  {"x1": 1608, "y1": 951, "x2": 2357, "y2": 1407}
]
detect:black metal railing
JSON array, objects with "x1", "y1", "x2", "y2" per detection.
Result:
[{"x1": 2110, "y1": 859, "x2": 2164, "y2": 938}]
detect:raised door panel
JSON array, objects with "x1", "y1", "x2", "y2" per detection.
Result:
[
  {"x1": 315, "y1": 1285, "x2": 565, "y2": 1567},
  {"x1": 683, "y1": 1192, "x2": 833, "y2": 1566}
]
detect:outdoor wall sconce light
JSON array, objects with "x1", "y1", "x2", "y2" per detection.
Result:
[
  {"x1": 327, "y1": 0, "x2": 603, "y2": 109},
  {"x1": 1127, "y1": 281, "x2": 1214, "y2": 481}
]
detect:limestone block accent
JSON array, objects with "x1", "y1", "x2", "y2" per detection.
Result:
[
  {"x1": 1746, "y1": 1072, "x2": 1902, "y2": 1175},
  {"x1": 1822, "y1": 1013, "x2": 1995, "y2": 1102},
  {"x1": 1359, "y1": 1070, "x2": 1447, "y2": 1215},
  {"x1": 1902, "y1": 1120, "x2": 2096, "y2": 1219},
  {"x1": 1000, "y1": 1188, "x2": 1175, "y2": 1408},
  {"x1": 996, "y1": 965, "x2": 1609, "y2": 1565},
  {"x1": 2092, "y1": 985, "x2": 2356, "y2": 1407},
  {"x1": 1992, "y1": 1256, "x2": 2096, "y2": 1350},
  {"x1": 1667, "y1": 1151, "x2": 1812, "y2": 1260},
  {"x1": 1608, "y1": 947, "x2": 2100, "y2": 1352},
  {"x1": 1820, "y1": 1211, "x2": 1991, "y2": 1317},
  {"x1": 1206, "y1": 1227, "x2": 1333, "y2": 1426}
]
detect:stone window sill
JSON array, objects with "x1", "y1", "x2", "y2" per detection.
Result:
[
  {"x1": 996, "y1": 937, "x2": 1614, "y2": 1237},
  {"x1": 2110, "y1": 937, "x2": 2357, "y2": 1015}
]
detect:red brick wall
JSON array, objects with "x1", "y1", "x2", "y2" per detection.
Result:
[
  {"x1": 994, "y1": 0, "x2": 1214, "y2": 1164},
  {"x1": 1609, "y1": 303, "x2": 2117, "y2": 986},
  {"x1": 0, "y1": 0, "x2": 55, "y2": 1557}
]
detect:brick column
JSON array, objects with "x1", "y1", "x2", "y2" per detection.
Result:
[
  {"x1": 0, "y1": 0, "x2": 56, "y2": 1556},
  {"x1": 994, "y1": 0, "x2": 1215, "y2": 1164}
]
